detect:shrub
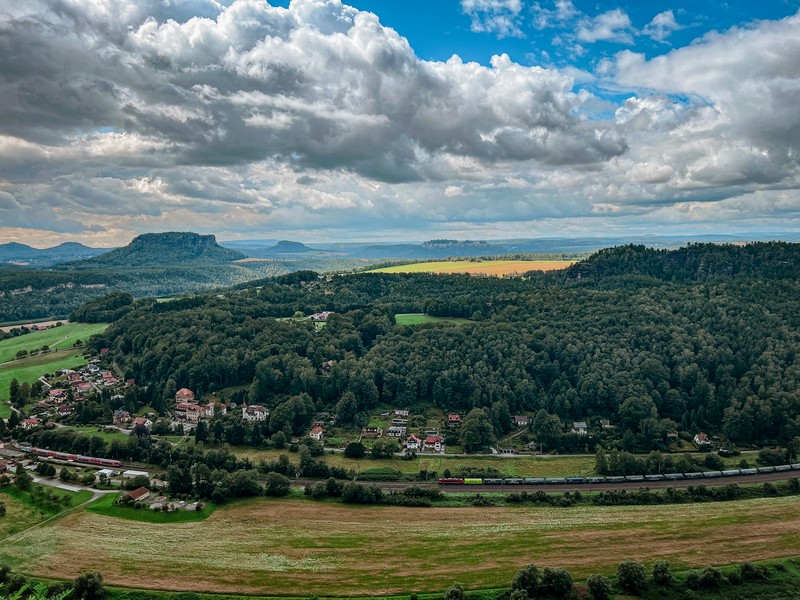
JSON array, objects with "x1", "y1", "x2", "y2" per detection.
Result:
[
  {"x1": 739, "y1": 562, "x2": 768, "y2": 581},
  {"x1": 586, "y1": 574, "x2": 612, "y2": 600},
  {"x1": 510, "y1": 564, "x2": 539, "y2": 597},
  {"x1": 539, "y1": 567, "x2": 573, "y2": 598},
  {"x1": 325, "y1": 477, "x2": 342, "y2": 497},
  {"x1": 73, "y1": 572, "x2": 106, "y2": 600},
  {"x1": 617, "y1": 560, "x2": 646, "y2": 595},
  {"x1": 651, "y1": 560, "x2": 672, "y2": 586},
  {"x1": 698, "y1": 566, "x2": 726, "y2": 589},
  {"x1": 685, "y1": 570, "x2": 700, "y2": 590},
  {"x1": 443, "y1": 583, "x2": 464, "y2": 600},
  {"x1": 264, "y1": 472, "x2": 291, "y2": 497}
]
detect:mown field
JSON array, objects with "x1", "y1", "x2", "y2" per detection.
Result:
[
  {"x1": 3, "y1": 496, "x2": 800, "y2": 596},
  {"x1": 367, "y1": 260, "x2": 574, "y2": 276},
  {"x1": 0, "y1": 322, "x2": 108, "y2": 363}
]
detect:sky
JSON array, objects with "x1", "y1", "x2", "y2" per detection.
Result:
[{"x1": 1, "y1": 0, "x2": 800, "y2": 247}]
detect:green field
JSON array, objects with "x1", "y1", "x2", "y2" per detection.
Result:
[
  {"x1": 57, "y1": 425, "x2": 131, "y2": 442},
  {"x1": 3, "y1": 495, "x2": 800, "y2": 596},
  {"x1": 394, "y1": 313, "x2": 472, "y2": 326},
  {"x1": 0, "y1": 322, "x2": 108, "y2": 364},
  {"x1": 0, "y1": 349, "x2": 88, "y2": 416}
]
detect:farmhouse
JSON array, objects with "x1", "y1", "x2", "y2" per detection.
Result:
[
  {"x1": 310, "y1": 311, "x2": 333, "y2": 321},
  {"x1": 73, "y1": 381, "x2": 93, "y2": 395},
  {"x1": 447, "y1": 414, "x2": 462, "y2": 428},
  {"x1": 387, "y1": 426, "x2": 407, "y2": 437},
  {"x1": 513, "y1": 415, "x2": 529, "y2": 427},
  {"x1": 175, "y1": 388, "x2": 196, "y2": 403},
  {"x1": 48, "y1": 389, "x2": 66, "y2": 403},
  {"x1": 113, "y1": 410, "x2": 132, "y2": 425},
  {"x1": 362, "y1": 427, "x2": 383, "y2": 438},
  {"x1": 694, "y1": 432, "x2": 711, "y2": 446},
  {"x1": 133, "y1": 417, "x2": 152, "y2": 430},
  {"x1": 309, "y1": 426, "x2": 324, "y2": 441},
  {"x1": 405, "y1": 434, "x2": 421, "y2": 450},
  {"x1": 21, "y1": 418, "x2": 40, "y2": 430},
  {"x1": 126, "y1": 487, "x2": 151, "y2": 502},
  {"x1": 56, "y1": 405, "x2": 73, "y2": 416},
  {"x1": 394, "y1": 409, "x2": 410, "y2": 417}
]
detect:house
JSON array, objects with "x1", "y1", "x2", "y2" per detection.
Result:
[
  {"x1": 391, "y1": 418, "x2": 408, "y2": 426},
  {"x1": 56, "y1": 405, "x2": 74, "y2": 416},
  {"x1": 423, "y1": 435, "x2": 444, "y2": 452},
  {"x1": 0, "y1": 459, "x2": 7, "y2": 474},
  {"x1": 513, "y1": 415, "x2": 529, "y2": 428},
  {"x1": 242, "y1": 403, "x2": 269, "y2": 422},
  {"x1": 126, "y1": 487, "x2": 151, "y2": 502},
  {"x1": 113, "y1": 410, "x2": 132, "y2": 425},
  {"x1": 122, "y1": 470, "x2": 149, "y2": 479},
  {"x1": 694, "y1": 432, "x2": 711, "y2": 446},
  {"x1": 73, "y1": 381, "x2": 93, "y2": 395},
  {"x1": 133, "y1": 417, "x2": 152, "y2": 430},
  {"x1": 21, "y1": 418, "x2": 40, "y2": 430},
  {"x1": 175, "y1": 388, "x2": 196, "y2": 403},
  {"x1": 184, "y1": 405, "x2": 204, "y2": 423},
  {"x1": 600, "y1": 419, "x2": 613, "y2": 429},
  {"x1": 387, "y1": 426, "x2": 407, "y2": 437},
  {"x1": 406, "y1": 434, "x2": 421, "y2": 450},
  {"x1": 309, "y1": 311, "x2": 333, "y2": 321},
  {"x1": 361, "y1": 427, "x2": 383, "y2": 438},
  {"x1": 99, "y1": 348, "x2": 109, "y2": 356},
  {"x1": 100, "y1": 371, "x2": 119, "y2": 386},
  {"x1": 48, "y1": 388, "x2": 67, "y2": 403},
  {"x1": 321, "y1": 360, "x2": 335, "y2": 376},
  {"x1": 447, "y1": 414, "x2": 462, "y2": 428},
  {"x1": 309, "y1": 426, "x2": 324, "y2": 441},
  {"x1": 67, "y1": 372, "x2": 82, "y2": 384},
  {"x1": 394, "y1": 409, "x2": 410, "y2": 417},
  {"x1": 125, "y1": 378, "x2": 135, "y2": 388},
  {"x1": 572, "y1": 421, "x2": 588, "y2": 435}
]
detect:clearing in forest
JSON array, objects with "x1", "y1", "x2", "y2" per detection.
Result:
[{"x1": 367, "y1": 260, "x2": 574, "y2": 276}]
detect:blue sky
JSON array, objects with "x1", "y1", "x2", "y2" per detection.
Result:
[{"x1": 1, "y1": 0, "x2": 800, "y2": 246}]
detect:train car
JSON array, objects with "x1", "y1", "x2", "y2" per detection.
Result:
[
  {"x1": 524, "y1": 478, "x2": 545, "y2": 485},
  {"x1": 483, "y1": 478, "x2": 503, "y2": 485},
  {"x1": 644, "y1": 474, "x2": 665, "y2": 481},
  {"x1": 721, "y1": 470, "x2": 741, "y2": 477},
  {"x1": 588, "y1": 477, "x2": 605, "y2": 484},
  {"x1": 684, "y1": 471, "x2": 703, "y2": 479},
  {"x1": 757, "y1": 466, "x2": 776, "y2": 474},
  {"x1": 464, "y1": 478, "x2": 483, "y2": 485},
  {"x1": 545, "y1": 477, "x2": 567, "y2": 484},
  {"x1": 438, "y1": 478, "x2": 465, "y2": 485},
  {"x1": 774, "y1": 465, "x2": 792, "y2": 472},
  {"x1": 605, "y1": 476, "x2": 625, "y2": 483},
  {"x1": 99, "y1": 458, "x2": 123, "y2": 467},
  {"x1": 625, "y1": 475, "x2": 645, "y2": 482},
  {"x1": 791, "y1": 464, "x2": 800, "y2": 471},
  {"x1": 702, "y1": 471, "x2": 723, "y2": 478},
  {"x1": 504, "y1": 478, "x2": 524, "y2": 485},
  {"x1": 663, "y1": 473, "x2": 681, "y2": 480},
  {"x1": 740, "y1": 468, "x2": 758, "y2": 475},
  {"x1": 566, "y1": 477, "x2": 586, "y2": 484}
]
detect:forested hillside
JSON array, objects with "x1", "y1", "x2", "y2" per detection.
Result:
[{"x1": 90, "y1": 243, "x2": 800, "y2": 450}]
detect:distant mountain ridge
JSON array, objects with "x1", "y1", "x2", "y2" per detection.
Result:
[
  {"x1": 0, "y1": 241, "x2": 108, "y2": 266},
  {"x1": 60, "y1": 232, "x2": 244, "y2": 268}
]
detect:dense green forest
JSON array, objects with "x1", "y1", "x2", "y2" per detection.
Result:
[{"x1": 86, "y1": 242, "x2": 800, "y2": 450}]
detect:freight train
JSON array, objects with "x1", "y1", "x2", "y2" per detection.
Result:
[
  {"x1": 19, "y1": 445, "x2": 122, "y2": 468},
  {"x1": 438, "y1": 464, "x2": 800, "y2": 485}
]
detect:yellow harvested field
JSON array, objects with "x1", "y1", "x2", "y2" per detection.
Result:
[
  {"x1": 3, "y1": 496, "x2": 800, "y2": 595},
  {"x1": 368, "y1": 260, "x2": 574, "y2": 276}
]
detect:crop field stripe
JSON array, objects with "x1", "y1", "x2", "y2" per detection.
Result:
[
  {"x1": 367, "y1": 260, "x2": 574, "y2": 275},
  {"x1": 3, "y1": 496, "x2": 800, "y2": 596}
]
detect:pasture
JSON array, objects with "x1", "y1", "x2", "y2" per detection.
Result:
[
  {"x1": 2, "y1": 496, "x2": 800, "y2": 595},
  {"x1": 0, "y1": 322, "x2": 108, "y2": 364},
  {"x1": 394, "y1": 313, "x2": 471, "y2": 326},
  {"x1": 368, "y1": 260, "x2": 574, "y2": 276},
  {"x1": 0, "y1": 349, "x2": 88, "y2": 415}
]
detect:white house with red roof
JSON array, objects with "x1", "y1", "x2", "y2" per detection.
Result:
[
  {"x1": 405, "y1": 434, "x2": 421, "y2": 450},
  {"x1": 423, "y1": 435, "x2": 443, "y2": 452},
  {"x1": 309, "y1": 426, "x2": 324, "y2": 441},
  {"x1": 694, "y1": 432, "x2": 711, "y2": 446},
  {"x1": 21, "y1": 418, "x2": 41, "y2": 430},
  {"x1": 175, "y1": 388, "x2": 195, "y2": 403}
]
